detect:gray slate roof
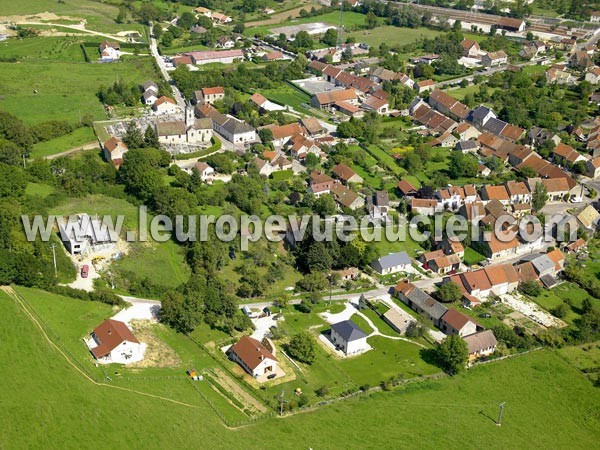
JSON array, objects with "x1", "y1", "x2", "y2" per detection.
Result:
[
  {"x1": 331, "y1": 320, "x2": 367, "y2": 342},
  {"x1": 483, "y1": 117, "x2": 508, "y2": 135},
  {"x1": 463, "y1": 330, "x2": 497, "y2": 354},
  {"x1": 371, "y1": 251, "x2": 411, "y2": 272},
  {"x1": 408, "y1": 288, "x2": 448, "y2": 320},
  {"x1": 470, "y1": 105, "x2": 495, "y2": 125},
  {"x1": 455, "y1": 140, "x2": 479, "y2": 151},
  {"x1": 530, "y1": 254, "x2": 556, "y2": 275}
]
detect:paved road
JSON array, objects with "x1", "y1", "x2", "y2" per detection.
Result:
[{"x1": 148, "y1": 24, "x2": 186, "y2": 109}]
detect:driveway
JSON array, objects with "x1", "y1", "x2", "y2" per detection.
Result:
[{"x1": 113, "y1": 296, "x2": 161, "y2": 324}]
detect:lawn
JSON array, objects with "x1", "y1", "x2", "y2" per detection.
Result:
[
  {"x1": 262, "y1": 84, "x2": 311, "y2": 113},
  {"x1": 529, "y1": 282, "x2": 592, "y2": 324},
  {"x1": 522, "y1": 64, "x2": 549, "y2": 76},
  {"x1": 25, "y1": 182, "x2": 55, "y2": 198},
  {"x1": 30, "y1": 127, "x2": 97, "y2": 158},
  {"x1": 0, "y1": 53, "x2": 158, "y2": 124},
  {"x1": 244, "y1": 11, "x2": 367, "y2": 37},
  {"x1": 559, "y1": 342, "x2": 600, "y2": 384},
  {"x1": 3, "y1": 286, "x2": 599, "y2": 450},
  {"x1": 347, "y1": 26, "x2": 443, "y2": 49},
  {"x1": 463, "y1": 246, "x2": 487, "y2": 266}
]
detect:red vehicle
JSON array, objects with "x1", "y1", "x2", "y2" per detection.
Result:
[{"x1": 81, "y1": 265, "x2": 89, "y2": 278}]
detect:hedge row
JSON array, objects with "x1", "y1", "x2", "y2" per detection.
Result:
[{"x1": 174, "y1": 136, "x2": 222, "y2": 160}]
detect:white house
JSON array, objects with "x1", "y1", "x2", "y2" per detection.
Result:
[
  {"x1": 102, "y1": 137, "x2": 128, "y2": 167},
  {"x1": 99, "y1": 41, "x2": 121, "y2": 61},
  {"x1": 439, "y1": 309, "x2": 478, "y2": 337},
  {"x1": 193, "y1": 161, "x2": 214, "y2": 181},
  {"x1": 153, "y1": 96, "x2": 180, "y2": 114},
  {"x1": 87, "y1": 319, "x2": 145, "y2": 364},
  {"x1": 463, "y1": 330, "x2": 497, "y2": 362},
  {"x1": 227, "y1": 335, "x2": 278, "y2": 378},
  {"x1": 330, "y1": 320, "x2": 369, "y2": 355},
  {"x1": 370, "y1": 252, "x2": 411, "y2": 275}
]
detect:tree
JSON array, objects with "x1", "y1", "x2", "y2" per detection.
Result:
[
  {"x1": 152, "y1": 23, "x2": 163, "y2": 39},
  {"x1": 143, "y1": 125, "x2": 159, "y2": 148},
  {"x1": 436, "y1": 334, "x2": 468, "y2": 374},
  {"x1": 116, "y1": 6, "x2": 127, "y2": 24},
  {"x1": 304, "y1": 152, "x2": 319, "y2": 171},
  {"x1": 519, "y1": 280, "x2": 541, "y2": 297},
  {"x1": 552, "y1": 303, "x2": 570, "y2": 319},
  {"x1": 448, "y1": 152, "x2": 478, "y2": 178},
  {"x1": 532, "y1": 182, "x2": 548, "y2": 211},
  {"x1": 294, "y1": 31, "x2": 313, "y2": 49},
  {"x1": 233, "y1": 23, "x2": 245, "y2": 34},
  {"x1": 341, "y1": 47, "x2": 353, "y2": 62},
  {"x1": 123, "y1": 122, "x2": 144, "y2": 149},
  {"x1": 287, "y1": 332, "x2": 316, "y2": 364},
  {"x1": 177, "y1": 12, "x2": 195, "y2": 30},
  {"x1": 306, "y1": 242, "x2": 333, "y2": 272},
  {"x1": 321, "y1": 28, "x2": 338, "y2": 47},
  {"x1": 365, "y1": 11, "x2": 379, "y2": 29},
  {"x1": 581, "y1": 297, "x2": 593, "y2": 314},
  {"x1": 436, "y1": 282, "x2": 463, "y2": 303},
  {"x1": 161, "y1": 31, "x2": 173, "y2": 48},
  {"x1": 160, "y1": 290, "x2": 202, "y2": 333},
  {"x1": 258, "y1": 127, "x2": 273, "y2": 144}
]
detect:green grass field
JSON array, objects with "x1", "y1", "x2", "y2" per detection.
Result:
[
  {"x1": 244, "y1": 11, "x2": 367, "y2": 37},
  {"x1": 0, "y1": 52, "x2": 157, "y2": 124},
  {"x1": 2, "y1": 286, "x2": 599, "y2": 449},
  {"x1": 0, "y1": 0, "x2": 146, "y2": 34},
  {"x1": 30, "y1": 127, "x2": 97, "y2": 158},
  {"x1": 25, "y1": 181, "x2": 55, "y2": 198},
  {"x1": 347, "y1": 26, "x2": 443, "y2": 49}
]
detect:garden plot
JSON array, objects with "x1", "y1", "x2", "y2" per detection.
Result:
[{"x1": 501, "y1": 293, "x2": 567, "y2": 328}]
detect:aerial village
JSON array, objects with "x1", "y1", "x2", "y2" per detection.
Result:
[{"x1": 3, "y1": 0, "x2": 600, "y2": 431}]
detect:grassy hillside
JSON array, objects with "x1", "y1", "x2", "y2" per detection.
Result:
[{"x1": 2, "y1": 287, "x2": 599, "y2": 450}]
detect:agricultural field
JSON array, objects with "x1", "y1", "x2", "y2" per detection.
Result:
[{"x1": 2, "y1": 285, "x2": 600, "y2": 450}]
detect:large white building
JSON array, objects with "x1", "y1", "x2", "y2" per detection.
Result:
[
  {"x1": 330, "y1": 320, "x2": 369, "y2": 355},
  {"x1": 185, "y1": 49, "x2": 244, "y2": 65},
  {"x1": 155, "y1": 107, "x2": 213, "y2": 145},
  {"x1": 87, "y1": 319, "x2": 145, "y2": 364},
  {"x1": 197, "y1": 104, "x2": 256, "y2": 145},
  {"x1": 58, "y1": 214, "x2": 118, "y2": 256}
]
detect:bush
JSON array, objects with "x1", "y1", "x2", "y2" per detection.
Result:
[
  {"x1": 286, "y1": 332, "x2": 316, "y2": 364},
  {"x1": 551, "y1": 303, "x2": 570, "y2": 319},
  {"x1": 519, "y1": 280, "x2": 541, "y2": 297}
]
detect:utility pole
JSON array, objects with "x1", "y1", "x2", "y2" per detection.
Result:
[
  {"x1": 337, "y1": 0, "x2": 344, "y2": 49},
  {"x1": 22, "y1": 153, "x2": 26, "y2": 169},
  {"x1": 279, "y1": 389, "x2": 285, "y2": 416},
  {"x1": 497, "y1": 402, "x2": 506, "y2": 426},
  {"x1": 50, "y1": 243, "x2": 58, "y2": 278}
]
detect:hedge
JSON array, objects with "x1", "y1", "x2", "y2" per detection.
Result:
[{"x1": 174, "y1": 136, "x2": 222, "y2": 160}]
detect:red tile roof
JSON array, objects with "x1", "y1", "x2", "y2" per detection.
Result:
[{"x1": 91, "y1": 319, "x2": 139, "y2": 358}]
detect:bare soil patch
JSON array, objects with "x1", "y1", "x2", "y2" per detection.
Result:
[{"x1": 128, "y1": 320, "x2": 182, "y2": 368}]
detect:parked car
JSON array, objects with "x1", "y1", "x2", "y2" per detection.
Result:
[
  {"x1": 267, "y1": 373, "x2": 276, "y2": 379},
  {"x1": 81, "y1": 265, "x2": 89, "y2": 278}
]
